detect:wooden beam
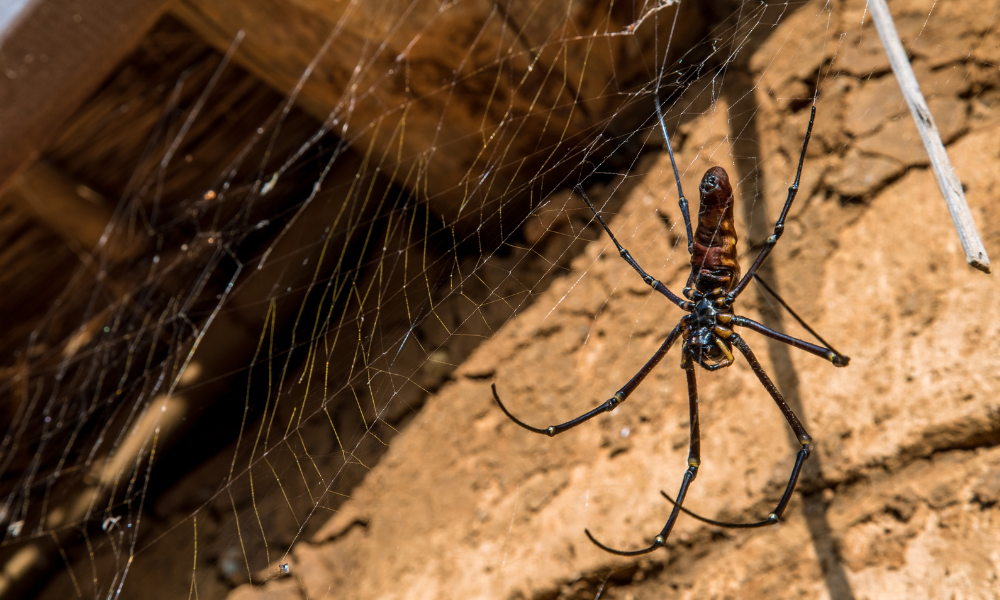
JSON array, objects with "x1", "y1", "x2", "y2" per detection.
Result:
[
  {"x1": 172, "y1": 0, "x2": 703, "y2": 234},
  {"x1": 0, "y1": 147, "x2": 394, "y2": 600},
  {"x1": 2, "y1": 161, "x2": 142, "y2": 261},
  {"x1": 0, "y1": 0, "x2": 174, "y2": 197}
]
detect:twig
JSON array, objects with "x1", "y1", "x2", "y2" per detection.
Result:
[{"x1": 868, "y1": 0, "x2": 992, "y2": 274}]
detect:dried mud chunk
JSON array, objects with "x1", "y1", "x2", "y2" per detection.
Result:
[
  {"x1": 749, "y1": 4, "x2": 827, "y2": 93},
  {"x1": 854, "y1": 96, "x2": 967, "y2": 166},
  {"x1": 927, "y1": 480, "x2": 959, "y2": 510},
  {"x1": 855, "y1": 117, "x2": 923, "y2": 165},
  {"x1": 885, "y1": 491, "x2": 920, "y2": 522},
  {"x1": 845, "y1": 77, "x2": 907, "y2": 137},
  {"x1": 227, "y1": 578, "x2": 302, "y2": 600},
  {"x1": 836, "y1": 24, "x2": 892, "y2": 77},
  {"x1": 844, "y1": 65, "x2": 963, "y2": 139},
  {"x1": 909, "y1": 15, "x2": 979, "y2": 67},
  {"x1": 839, "y1": 515, "x2": 917, "y2": 572},
  {"x1": 294, "y1": 528, "x2": 364, "y2": 600},
  {"x1": 971, "y1": 469, "x2": 1000, "y2": 508},
  {"x1": 827, "y1": 149, "x2": 905, "y2": 198},
  {"x1": 970, "y1": 25, "x2": 1000, "y2": 66}
]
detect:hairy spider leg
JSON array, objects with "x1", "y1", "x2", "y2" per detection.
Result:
[
  {"x1": 586, "y1": 359, "x2": 702, "y2": 555},
  {"x1": 578, "y1": 188, "x2": 692, "y2": 310},
  {"x1": 492, "y1": 324, "x2": 683, "y2": 437},
  {"x1": 726, "y1": 103, "x2": 816, "y2": 303},
  {"x1": 654, "y1": 90, "x2": 695, "y2": 256},
  {"x1": 661, "y1": 333, "x2": 814, "y2": 529}
]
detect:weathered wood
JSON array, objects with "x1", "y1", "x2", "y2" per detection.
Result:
[
  {"x1": 2, "y1": 161, "x2": 142, "y2": 261},
  {"x1": 0, "y1": 0, "x2": 174, "y2": 197},
  {"x1": 172, "y1": 0, "x2": 703, "y2": 235},
  {"x1": 0, "y1": 17, "x2": 341, "y2": 366},
  {"x1": 0, "y1": 147, "x2": 394, "y2": 600},
  {"x1": 868, "y1": 0, "x2": 991, "y2": 274}
]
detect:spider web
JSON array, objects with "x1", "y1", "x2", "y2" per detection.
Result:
[{"x1": 2, "y1": 0, "x2": 999, "y2": 598}]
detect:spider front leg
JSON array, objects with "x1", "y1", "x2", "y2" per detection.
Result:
[
  {"x1": 577, "y1": 188, "x2": 692, "y2": 311},
  {"x1": 586, "y1": 356, "x2": 701, "y2": 556},
  {"x1": 654, "y1": 90, "x2": 695, "y2": 256},
  {"x1": 493, "y1": 324, "x2": 683, "y2": 436},
  {"x1": 727, "y1": 104, "x2": 816, "y2": 303}
]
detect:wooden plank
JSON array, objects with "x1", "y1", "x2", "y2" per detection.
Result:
[
  {"x1": 172, "y1": 0, "x2": 703, "y2": 235},
  {"x1": 0, "y1": 0, "x2": 174, "y2": 196}
]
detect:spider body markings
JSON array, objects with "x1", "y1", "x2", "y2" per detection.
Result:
[
  {"x1": 492, "y1": 99, "x2": 849, "y2": 556},
  {"x1": 683, "y1": 166, "x2": 740, "y2": 371}
]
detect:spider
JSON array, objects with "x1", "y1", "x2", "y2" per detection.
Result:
[{"x1": 491, "y1": 97, "x2": 849, "y2": 556}]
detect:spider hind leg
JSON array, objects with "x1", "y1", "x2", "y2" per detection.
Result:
[
  {"x1": 584, "y1": 361, "x2": 703, "y2": 556},
  {"x1": 660, "y1": 333, "x2": 815, "y2": 530}
]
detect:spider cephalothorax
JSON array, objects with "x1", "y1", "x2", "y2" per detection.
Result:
[
  {"x1": 683, "y1": 296, "x2": 734, "y2": 370},
  {"x1": 492, "y1": 99, "x2": 850, "y2": 556}
]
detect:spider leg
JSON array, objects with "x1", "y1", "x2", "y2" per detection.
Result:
[
  {"x1": 659, "y1": 449, "x2": 812, "y2": 529},
  {"x1": 733, "y1": 333, "x2": 816, "y2": 520},
  {"x1": 585, "y1": 359, "x2": 701, "y2": 556},
  {"x1": 728, "y1": 315, "x2": 849, "y2": 367},
  {"x1": 726, "y1": 103, "x2": 817, "y2": 303},
  {"x1": 492, "y1": 324, "x2": 683, "y2": 437},
  {"x1": 748, "y1": 273, "x2": 849, "y2": 364},
  {"x1": 661, "y1": 333, "x2": 812, "y2": 528},
  {"x1": 663, "y1": 333, "x2": 813, "y2": 529},
  {"x1": 578, "y1": 188, "x2": 692, "y2": 311},
  {"x1": 660, "y1": 316, "x2": 828, "y2": 529},
  {"x1": 654, "y1": 89, "x2": 694, "y2": 256}
]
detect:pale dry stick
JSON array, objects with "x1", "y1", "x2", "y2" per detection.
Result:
[{"x1": 868, "y1": 0, "x2": 991, "y2": 273}]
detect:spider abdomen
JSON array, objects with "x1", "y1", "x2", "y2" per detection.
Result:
[{"x1": 691, "y1": 166, "x2": 740, "y2": 293}]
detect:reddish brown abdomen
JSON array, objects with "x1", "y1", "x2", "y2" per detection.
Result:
[{"x1": 690, "y1": 166, "x2": 740, "y2": 293}]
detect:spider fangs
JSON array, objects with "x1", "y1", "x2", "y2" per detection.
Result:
[{"x1": 492, "y1": 101, "x2": 850, "y2": 556}]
